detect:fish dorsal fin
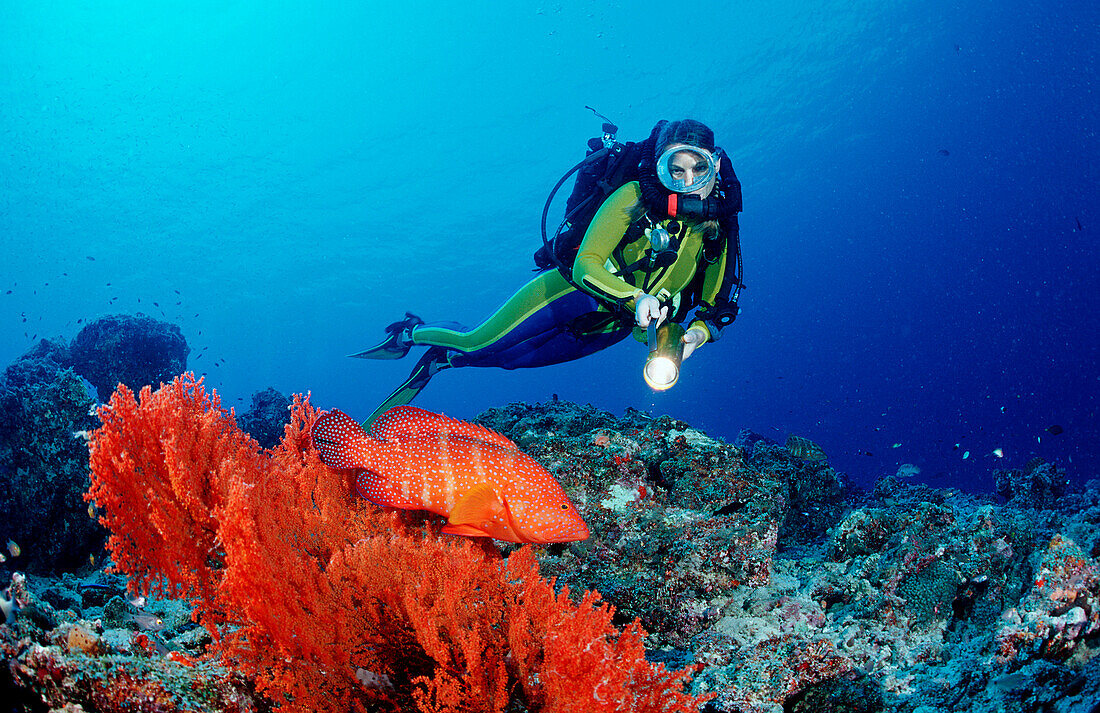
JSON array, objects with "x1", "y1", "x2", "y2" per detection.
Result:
[
  {"x1": 370, "y1": 405, "x2": 518, "y2": 451},
  {"x1": 447, "y1": 482, "x2": 506, "y2": 528}
]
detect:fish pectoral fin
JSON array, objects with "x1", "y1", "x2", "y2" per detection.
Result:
[
  {"x1": 440, "y1": 523, "x2": 494, "y2": 538},
  {"x1": 447, "y1": 482, "x2": 506, "y2": 527}
]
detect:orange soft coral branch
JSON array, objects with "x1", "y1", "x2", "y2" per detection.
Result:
[
  {"x1": 86, "y1": 375, "x2": 253, "y2": 613},
  {"x1": 86, "y1": 375, "x2": 713, "y2": 713},
  {"x1": 505, "y1": 547, "x2": 713, "y2": 713}
]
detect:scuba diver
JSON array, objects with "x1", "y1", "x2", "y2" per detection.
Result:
[{"x1": 354, "y1": 117, "x2": 744, "y2": 425}]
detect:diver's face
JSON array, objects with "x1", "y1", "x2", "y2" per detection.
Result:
[{"x1": 664, "y1": 144, "x2": 716, "y2": 198}]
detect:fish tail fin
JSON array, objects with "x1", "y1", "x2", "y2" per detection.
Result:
[{"x1": 311, "y1": 409, "x2": 377, "y2": 469}]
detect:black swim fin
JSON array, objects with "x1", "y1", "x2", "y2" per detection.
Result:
[
  {"x1": 361, "y1": 346, "x2": 451, "y2": 428},
  {"x1": 348, "y1": 312, "x2": 425, "y2": 360}
]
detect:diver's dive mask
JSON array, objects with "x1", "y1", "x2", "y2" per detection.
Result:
[{"x1": 655, "y1": 145, "x2": 722, "y2": 194}]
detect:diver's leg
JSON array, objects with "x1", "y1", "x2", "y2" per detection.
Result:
[
  {"x1": 407, "y1": 270, "x2": 577, "y2": 354},
  {"x1": 361, "y1": 346, "x2": 450, "y2": 427},
  {"x1": 349, "y1": 268, "x2": 566, "y2": 361},
  {"x1": 364, "y1": 271, "x2": 626, "y2": 425}
]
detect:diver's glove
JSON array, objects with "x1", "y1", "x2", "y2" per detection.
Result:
[
  {"x1": 635, "y1": 294, "x2": 668, "y2": 328},
  {"x1": 681, "y1": 326, "x2": 709, "y2": 360}
]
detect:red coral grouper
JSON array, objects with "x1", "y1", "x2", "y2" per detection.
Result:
[{"x1": 311, "y1": 405, "x2": 590, "y2": 544}]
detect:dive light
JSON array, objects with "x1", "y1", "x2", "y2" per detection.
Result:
[{"x1": 643, "y1": 321, "x2": 685, "y2": 391}]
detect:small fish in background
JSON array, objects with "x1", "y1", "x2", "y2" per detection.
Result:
[
  {"x1": 992, "y1": 448, "x2": 1004, "y2": 458},
  {"x1": 937, "y1": 148, "x2": 950, "y2": 156},
  {"x1": 312, "y1": 406, "x2": 589, "y2": 544},
  {"x1": 963, "y1": 451, "x2": 970, "y2": 459},
  {"x1": 1045, "y1": 424, "x2": 1064, "y2": 436},
  {"x1": 785, "y1": 434, "x2": 827, "y2": 461},
  {"x1": 1074, "y1": 217, "x2": 1084, "y2": 232},
  {"x1": 6, "y1": 540, "x2": 19, "y2": 558},
  {"x1": 897, "y1": 463, "x2": 921, "y2": 479},
  {"x1": 127, "y1": 611, "x2": 165, "y2": 631}
]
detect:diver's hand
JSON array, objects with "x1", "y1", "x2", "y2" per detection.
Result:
[
  {"x1": 681, "y1": 326, "x2": 708, "y2": 360},
  {"x1": 635, "y1": 294, "x2": 668, "y2": 328}
]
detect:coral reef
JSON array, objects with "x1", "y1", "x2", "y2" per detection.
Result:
[
  {"x1": 995, "y1": 458, "x2": 1070, "y2": 510},
  {"x1": 0, "y1": 315, "x2": 190, "y2": 576},
  {"x1": 2, "y1": 391, "x2": 1098, "y2": 712},
  {"x1": 478, "y1": 401, "x2": 786, "y2": 649},
  {"x1": 76, "y1": 376, "x2": 709, "y2": 712},
  {"x1": 236, "y1": 387, "x2": 292, "y2": 449},
  {"x1": 69, "y1": 314, "x2": 189, "y2": 398},
  {"x1": 0, "y1": 344, "x2": 101, "y2": 574},
  {"x1": 477, "y1": 402, "x2": 1099, "y2": 712},
  {"x1": 0, "y1": 569, "x2": 257, "y2": 712}
]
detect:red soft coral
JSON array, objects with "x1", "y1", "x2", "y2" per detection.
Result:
[{"x1": 87, "y1": 374, "x2": 712, "y2": 712}]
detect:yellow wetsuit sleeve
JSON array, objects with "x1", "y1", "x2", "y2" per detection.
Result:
[
  {"x1": 572, "y1": 182, "x2": 645, "y2": 303},
  {"x1": 687, "y1": 240, "x2": 729, "y2": 341}
]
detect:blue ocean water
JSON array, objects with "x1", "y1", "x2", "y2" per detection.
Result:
[{"x1": 1, "y1": 0, "x2": 1096, "y2": 494}]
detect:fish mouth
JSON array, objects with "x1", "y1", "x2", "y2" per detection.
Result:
[
  {"x1": 536, "y1": 526, "x2": 591, "y2": 544},
  {"x1": 511, "y1": 522, "x2": 589, "y2": 545}
]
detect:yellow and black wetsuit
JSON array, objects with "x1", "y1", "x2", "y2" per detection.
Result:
[{"x1": 366, "y1": 181, "x2": 729, "y2": 421}]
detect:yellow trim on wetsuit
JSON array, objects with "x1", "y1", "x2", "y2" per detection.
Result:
[
  {"x1": 573, "y1": 181, "x2": 728, "y2": 341},
  {"x1": 411, "y1": 269, "x2": 600, "y2": 352}
]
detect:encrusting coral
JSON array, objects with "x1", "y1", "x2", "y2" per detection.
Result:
[{"x1": 84, "y1": 373, "x2": 711, "y2": 712}]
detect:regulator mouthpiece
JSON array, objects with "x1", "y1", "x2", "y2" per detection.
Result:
[{"x1": 643, "y1": 322, "x2": 685, "y2": 391}]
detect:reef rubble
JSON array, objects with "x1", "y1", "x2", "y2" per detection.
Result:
[{"x1": 1, "y1": 396, "x2": 1097, "y2": 712}]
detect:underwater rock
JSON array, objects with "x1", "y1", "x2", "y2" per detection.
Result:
[
  {"x1": 68, "y1": 314, "x2": 189, "y2": 398},
  {"x1": 0, "y1": 347, "x2": 103, "y2": 574},
  {"x1": 995, "y1": 533, "x2": 1100, "y2": 664},
  {"x1": 39, "y1": 583, "x2": 81, "y2": 616},
  {"x1": 995, "y1": 458, "x2": 1069, "y2": 510},
  {"x1": 21, "y1": 336, "x2": 72, "y2": 366},
  {"x1": 732, "y1": 428, "x2": 777, "y2": 460},
  {"x1": 237, "y1": 387, "x2": 291, "y2": 449},
  {"x1": 479, "y1": 400, "x2": 783, "y2": 648},
  {"x1": 476, "y1": 398, "x2": 619, "y2": 449},
  {"x1": 782, "y1": 672, "x2": 885, "y2": 712},
  {"x1": 751, "y1": 441, "x2": 852, "y2": 549}
]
